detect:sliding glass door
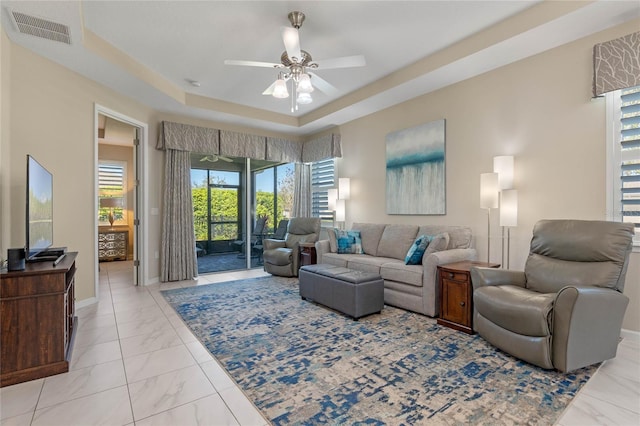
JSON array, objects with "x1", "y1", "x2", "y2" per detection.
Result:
[{"x1": 191, "y1": 154, "x2": 294, "y2": 274}]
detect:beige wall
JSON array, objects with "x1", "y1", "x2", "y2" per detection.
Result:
[
  {"x1": 98, "y1": 143, "x2": 135, "y2": 257},
  {"x1": 1, "y1": 29, "x2": 12, "y2": 254},
  {"x1": 1, "y1": 39, "x2": 302, "y2": 302},
  {"x1": 336, "y1": 18, "x2": 640, "y2": 332},
  {"x1": 2, "y1": 19, "x2": 638, "y2": 331}
]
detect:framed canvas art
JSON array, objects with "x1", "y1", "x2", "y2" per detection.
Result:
[{"x1": 386, "y1": 119, "x2": 446, "y2": 214}]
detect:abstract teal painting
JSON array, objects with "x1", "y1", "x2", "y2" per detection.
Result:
[{"x1": 386, "y1": 119, "x2": 445, "y2": 214}]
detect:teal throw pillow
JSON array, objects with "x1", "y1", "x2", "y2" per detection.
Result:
[
  {"x1": 405, "y1": 234, "x2": 430, "y2": 265},
  {"x1": 334, "y1": 229, "x2": 364, "y2": 254}
]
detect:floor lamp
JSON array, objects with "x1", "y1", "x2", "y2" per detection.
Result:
[
  {"x1": 480, "y1": 173, "x2": 499, "y2": 263},
  {"x1": 499, "y1": 189, "x2": 518, "y2": 269}
]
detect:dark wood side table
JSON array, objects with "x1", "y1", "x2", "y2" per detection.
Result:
[
  {"x1": 437, "y1": 260, "x2": 500, "y2": 334},
  {"x1": 299, "y1": 242, "x2": 317, "y2": 266}
]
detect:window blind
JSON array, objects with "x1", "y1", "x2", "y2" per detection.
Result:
[
  {"x1": 99, "y1": 163, "x2": 125, "y2": 192},
  {"x1": 620, "y1": 86, "x2": 640, "y2": 241},
  {"x1": 311, "y1": 158, "x2": 335, "y2": 224}
]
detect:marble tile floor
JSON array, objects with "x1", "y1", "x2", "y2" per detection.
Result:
[{"x1": 1, "y1": 260, "x2": 638, "y2": 425}]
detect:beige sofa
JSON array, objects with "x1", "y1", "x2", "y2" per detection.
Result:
[{"x1": 315, "y1": 223, "x2": 476, "y2": 317}]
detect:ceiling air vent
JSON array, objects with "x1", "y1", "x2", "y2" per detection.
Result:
[{"x1": 9, "y1": 9, "x2": 71, "y2": 45}]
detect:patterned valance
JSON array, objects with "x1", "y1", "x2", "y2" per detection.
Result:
[
  {"x1": 302, "y1": 133, "x2": 342, "y2": 163},
  {"x1": 156, "y1": 121, "x2": 219, "y2": 152},
  {"x1": 157, "y1": 120, "x2": 342, "y2": 163},
  {"x1": 593, "y1": 31, "x2": 640, "y2": 97},
  {"x1": 220, "y1": 130, "x2": 266, "y2": 160},
  {"x1": 266, "y1": 137, "x2": 303, "y2": 163}
]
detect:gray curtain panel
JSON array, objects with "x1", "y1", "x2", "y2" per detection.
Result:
[
  {"x1": 293, "y1": 163, "x2": 312, "y2": 218},
  {"x1": 593, "y1": 31, "x2": 640, "y2": 97},
  {"x1": 160, "y1": 149, "x2": 198, "y2": 282}
]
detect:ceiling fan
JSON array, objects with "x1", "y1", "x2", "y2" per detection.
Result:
[
  {"x1": 200, "y1": 154, "x2": 233, "y2": 163},
  {"x1": 224, "y1": 11, "x2": 366, "y2": 111}
]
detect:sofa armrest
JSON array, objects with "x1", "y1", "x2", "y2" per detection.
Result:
[
  {"x1": 264, "y1": 239, "x2": 286, "y2": 251},
  {"x1": 315, "y1": 240, "x2": 331, "y2": 263},
  {"x1": 553, "y1": 286, "x2": 629, "y2": 372},
  {"x1": 470, "y1": 268, "x2": 526, "y2": 291}
]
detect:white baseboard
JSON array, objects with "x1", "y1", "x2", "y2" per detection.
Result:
[
  {"x1": 76, "y1": 297, "x2": 98, "y2": 309},
  {"x1": 621, "y1": 328, "x2": 640, "y2": 342},
  {"x1": 143, "y1": 276, "x2": 160, "y2": 286}
]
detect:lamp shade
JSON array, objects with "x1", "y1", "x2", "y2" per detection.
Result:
[
  {"x1": 500, "y1": 189, "x2": 518, "y2": 227},
  {"x1": 335, "y1": 199, "x2": 346, "y2": 222},
  {"x1": 272, "y1": 79, "x2": 289, "y2": 99},
  {"x1": 480, "y1": 173, "x2": 499, "y2": 209},
  {"x1": 100, "y1": 197, "x2": 123, "y2": 209},
  {"x1": 339, "y1": 178, "x2": 351, "y2": 200},
  {"x1": 327, "y1": 188, "x2": 338, "y2": 211},
  {"x1": 493, "y1": 156, "x2": 514, "y2": 190},
  {"x1": 297, "y1": 73, "x2": 314, "y2": 93}
]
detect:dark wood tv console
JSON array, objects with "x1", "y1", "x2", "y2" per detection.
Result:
[{"x1": 0, "y1": 252, "x2": 78, "y2": 387}]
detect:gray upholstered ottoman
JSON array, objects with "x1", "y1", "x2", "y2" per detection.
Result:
[{"x1": 299, "y1": 264, "x2": 384, "y2": 320}]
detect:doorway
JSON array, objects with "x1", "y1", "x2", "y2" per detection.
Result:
[
  {"x1": 94, "y1": 105, "x2": 148, "y2": 298},
  {"x1": 190, "y1": 153, "x2": 294, "y2": 274}
]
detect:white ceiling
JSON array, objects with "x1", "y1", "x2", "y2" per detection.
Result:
[{"x1": 2, "y1": 1, "x2": 639, "y2": 136}]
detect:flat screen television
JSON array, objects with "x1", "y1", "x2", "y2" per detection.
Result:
[{"x1": 26, "y1": 155, "x2": 54, "y2": 260}]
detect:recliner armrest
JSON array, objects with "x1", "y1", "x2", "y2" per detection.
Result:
[
  {"x1": 470, "y1": 268, "x2": 526, "y2": 291},
  {"x1": 263, "y1": 239, "x2": 286, "y2": 250},
  {"x1": 552, "y1": 286, "x2": 629, "y2": 372}
]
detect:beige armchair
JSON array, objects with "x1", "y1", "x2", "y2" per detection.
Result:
[
  {"x1": 262, "y1": 218, "x2": 321, "y2": 277},
  {"x1": 471, "y1": 219, "x2": 634, "y2": 372}
]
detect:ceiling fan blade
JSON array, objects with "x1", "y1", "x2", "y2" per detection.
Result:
[
  {"x1": 314, "y1": 55, "x2": 366, "y2": 70},
  {"x1": 281, "y1": 27, "x2": 301, "y2": 62},
  {"x1": 308, "y1": 72, "x2": 339, "y2": 96},
  {"x1": 262, "y1": 81, "x2": 277, "y2": 95},
  {"x1": 224, "y1": 59, "x2": 282, "y2": 68}
]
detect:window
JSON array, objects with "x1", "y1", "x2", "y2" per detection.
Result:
[
  {"x1": 98, "y1": 160, "x2": 127, "y2": 225},
  {"x1": 607, "y1": 85, "x2": 640, "y2": 248},
  {"x1": 311, "y1": 158, "x2": 336, "y2": 226}
]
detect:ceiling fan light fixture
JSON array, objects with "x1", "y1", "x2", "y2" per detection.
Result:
[
  {"x1": 272, "y1": 78, "x2": 289, "y2": 98},
  {"x1": 297, "y1": 92, "x2": 312, "y2": 105},
  {"x1": 297, "y1": 73, "x2": 313, "y2": 93}
]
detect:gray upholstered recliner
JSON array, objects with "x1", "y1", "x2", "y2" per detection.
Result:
[
  {"x1": 471, "y1": 219, "x2": 634, "y2": 372},
  {"x1": 262, "y1": 217, "x2": 321, "y2": 277}
]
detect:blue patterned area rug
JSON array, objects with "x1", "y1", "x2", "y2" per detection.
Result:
[{"x1": 162, "y1": 276, "x2": 596, "y2": 425}]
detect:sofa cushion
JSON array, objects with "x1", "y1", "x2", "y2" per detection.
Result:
[
  {"x1": 322, "y1": 252, "x2": 348, "y2": 268},
  {"x1": 376, "y1": 225, "x2": 419, "y2": 260},
  {"x1": 417, "y1": 225, "x2": 472, "y2": 249},
  {"x1": 474, "y1": 285, "x2": 554, "y2": 336},
  {"x1": 334, "y1": 229, "x2": 364, "y2": 254},
  {"x1": 424, "y1": 233, "x2": 450, "y2": 255},
  {"x1": 352, "y1": 223, "x2": 387, "y2": 255},
  {"x1": 405, "y1": 235, "x2": 429, "y2": 265},
  {"x1": 347, "y1": 255, "x2": 390, "y2": 274},
  {"x1": 381, "y1": 261, "x2": 423, "y2": 287}
]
